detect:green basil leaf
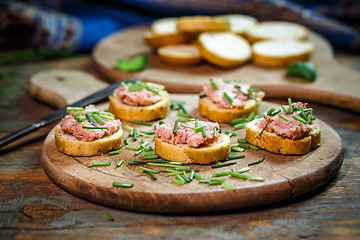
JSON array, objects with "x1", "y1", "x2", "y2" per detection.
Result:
[
  {"x1": 287, "y1": 61, "x2": 317, "y2": 82},
  {"x1": 116, "y1": 55, "x2": 148, "y2": 72}
]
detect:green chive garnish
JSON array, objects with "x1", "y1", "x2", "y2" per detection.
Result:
[
  {"x1": 211, "y1": 162, "x2": 237, "y2": 168},
  {"x1": 230, "y1": 172, "x2": 249, "y2": 180},
  {"x1": 92, "y1": 161, "x2": 111, "y2": 166},
  {"x1": 84, "y1": 108, "x2": 100, "y2": 114},
  {"x1": 173, "y1": 121, "x2": 179, "y2": 135},
  {"x1": 235, "y1": 87, "x2": 258, "y2": 102},
  {"x1": 116, "y1": 160, "x2": 123, "y2": 167},
  {"x1": 237, "y1": 143, "x2": 250, "y2": 149},
  {"x1": 177, "y1": 112, "x2": 191, "y2": 118},
  {"x1": 293, "y1": 115, "x2": 308, "y2": 124},
  {"x1": 139, "y1": 167, "x2": 160, "y2": 173},
  {"x1": 112, "y1": 182, "x2": 134, "y2": 188},
  {"x1": 248, "y1": 144, "x2": 260, "y2": 151},
  {"x1": 125, "y1": 146, "x2": 140, "y2": 150},
  {"x1": 270, "y1": 109, "x2": 281, "y2": 116},
  {"x1": 234, "y1": 123, "x2": 247, "y2": 130},
  {"x1": 237, "y1": 167, "x2": 251, "y2": 173},
  {"x1": 222, "y1": 183, "x2": 236, "y2": 191},
  {"x1": 199, "y1": 93, "x2": 207, "y2": 98},
  {"x1": 288, "y1": 98, "x2": 293, "y2": 113},
  {"x1": 278, "y1": 113, "x2": 290, "y2": 122},
  {"x1": 109, "y1": 149, "x2": 122, "y2": 155},
  {"x1": 72, "y1": 112, "x2": 83, "y2": 117},
  {"x1": 66, "y1": 107, "x2": 84, "y2": 111},
  {"x1": 194, "y1": 173, "x2": 205, "y2": 180},
  {"x1": 259, "y1": 118, "x2": 270, "y2": 136},
  {"x1": 213, "y1": 170, "x2": 231, "y2": 177},
  {"x1": 105, "y1": 212, "x2": 113, "y2": 221},
  {"x1": 228, "y1": 154, "x2": 245, "y2": 160},
  {"x1": 74, "y1": 116, "x2": 85, "y2": 122},
  {"x1": 281, "y1": 105, "x2": 290, "y2": 115},
  {"x1": 99, "y1": 113, "x2": 115, "y2": 120},
  {"x1": 82, "y1": 126, "x2": 109, "y2": 129},
  {"x1": 223, "y1": 92, "x2": 236, "y2": 104},
  {"x1": 201, "y1": 127, "x2": 207, "y2": 138},
  {"x1": 85, "y1": 113, "x2": 94, "y2": 125},
  {"x1": 171, "y1": 178, "x2": 185, "y2": 185},
  {"x1": 249, "y1": 177, "x2": 265, "y2": 182},
  {"x1": 238, "y1": 139, "x2": 248, "y2": 143},
  {"x1": 210, "y1": 78, "x2": 220, "y2": 90},
  {"x1": 130, "y1": 121, "x2": 153, "y2": 126},
  {"x1": 248, "y1": 156, "x2": 265, "y2": 166},
  {"x1": 91, "y1": 113, "x2": 105, "y2": 125},
  {"x1": 231, "y1": 147, "x2": 245, "y2": 152}
]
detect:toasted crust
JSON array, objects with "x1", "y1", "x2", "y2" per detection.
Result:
[
  {"x1": 199, "y1": 95, "x2": 262, "y2": 123},
  {"x1": 144, "y1": 31, "x2": 189, "y2": 48},
  {"x1": 252, "y1": 39, "x2": 314, "y2": 68},
  {"x1": 176, "y1": 16, "x2": 230, "y2": 35},
  {"x1": 198, "y1": 32, "x2": 251, "y2": 68},
  {"x1": 155, "y1": 134, "x2": 231, "y2": 164},
  {"x1": 217, "y1": 14, "x2": 258, "y2": 37},
  {"x1": 246, "y1": 119, "x2": 321, "y2": 155},
  {"x1": 109, "y1": 90, "x2": 170, "y2": 122},
  {"x1": 245, "y1": 21, "x2": 309, "y2": 44},
  {"x1": 157, "y1": 44, "x2": 202, "y2": 65},
  {"x1": 55, "y1": 125, "x2": 123, "y2": 156}
]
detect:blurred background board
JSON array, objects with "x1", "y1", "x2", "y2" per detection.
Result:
[{"x1": 92, "y1": 25, "x2": 360, "y2": 113}]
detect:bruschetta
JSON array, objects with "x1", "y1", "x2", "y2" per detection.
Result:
[
  {"x1": 155, "y1": 120, "x2": 231, "y2": 164},
  {"x1": 246, "y1": 100, "x2": 321, "y2": 155},
  {"x1": 109, "y1": 81, "x2": 170, "y2": 122},
  {"x1": 55, "y1": 105, "x2": 123, "y2": 156},
  {"x1": 199, "y1": 78, "x2": 265, "y2": 123}
]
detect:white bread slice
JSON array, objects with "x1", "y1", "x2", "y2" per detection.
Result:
[
  {"x1": 155, "y1": 133, "x2": 231, "y2": 164},
  {"x1": 55, "y1": 125, "x2": 123, "y2": 156},
  {"x1": 245, "y1": 21, "x2": 309, "y2": 44},
  {"x1": 157, "y1": 44, "x2": 202, "y2": 65},
  {"x1": 252, "y1": 39, "x2": 314, "y2": 67},
  {"x1": 176, "y1": 16, "x2": 230, "y2": 35},
  {"x1": 151, "y1": 17, "x2": 179, "y2": 34},
  {"x1": 246, "y1": 119, "x2": 321, "y2": 155},
  {"x1": 198, "y1": 32, "x2": 251, "y2": 68},
  {"x1": 109, "y1": 90, "x2": 170, "y2": 122},
  {"x1": 199, "y1": 93, "x2": 263, "y2": 123},
  {"x1": 217, "y1": 14, "x2": 258, "y2": 37}
]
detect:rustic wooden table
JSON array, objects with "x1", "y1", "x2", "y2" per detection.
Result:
[{"x1": 0, "y1": 53, "x2": 359, "y2": 239}]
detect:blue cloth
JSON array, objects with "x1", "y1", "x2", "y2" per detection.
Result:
[{"x1": 1, "y1": 0, "x2": 359, "y2": 52}]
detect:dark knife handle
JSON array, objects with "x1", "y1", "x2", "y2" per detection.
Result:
[{"x1": 0, "y1": 121, "x2": 46, "y2": 148}]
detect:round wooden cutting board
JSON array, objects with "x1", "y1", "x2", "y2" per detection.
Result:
[
  {"x1": 41, "y1": 95, "x2": 343, "y2": 212},
  {"x1": 92, "y1": 25, "x2": 360, "y2": 113}
]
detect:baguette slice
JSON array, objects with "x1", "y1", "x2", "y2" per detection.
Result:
[
  {"x1": 252, "y1": 39, "x2": 314, "y2": 67},
  {"x1": 109, "y1": 90, "x2": 170, "y2": 122},
  {"x1": 245, "y1": 21, "x2": 309, "y2": 44},
  {"x1": 176, "y1": 16, "x2": 230, "y2": 35},
  {"x1": 217, "y1": 14, "x2": 258, "y2": 37},
  {"x1": 246, "y1": 119, "x2": 321, "y2": 155},
  {"x1": 199, "y1": 94, "x2": 262, "y2": 123},
  {"x1": 198, "y1": 32, "x2": 251, "y2": 68},
  {"x1": 157, "y1": 44, "x2": 202, "y2": 65},
  {"x1": 144, "y1": 31, "x2": 189, "y2": 48},
  {"x1": 155, "y1": 134, "x2": 231, "y2": 164},
  {"x1": 55, "y1": 125, "x2": 123, "y2": 156}
]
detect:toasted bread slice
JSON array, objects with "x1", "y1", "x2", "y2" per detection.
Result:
[
  {"x1": 176, "y1": 16, "x2": 230, "y2": 35},
  {"x1": 246, "y1": 119, "x2": 321, "y2": 155},
  {"x1": 109, "y1": 90, "x2": 170, "y2": 122},
  {"x1": 155, "y1": 133, "x2": 231, "y2": 164},
  {"x1": 217, "y1": 14, "x2": 258, "y2": 37},
  {"x1": 157, "y1": 44, "x2": 202, "y2": 65},
  {"x1": 144, "y1": 31, "x2": 189, "y2": 48},
  {"x1": 199, "y1": 94, "x2": 262, "y2": 123},
  {"x1": 245, "y1": 21, "x2": 309, "y2": 44},
  {"x1": 198, "y1": 32, "x2": 251, "y2": 68},
  {"x1": 252, "y1": 39, "x2": 314, "y2": 67},
  {"x1": 55, "y1": 125, "x2": 123, "y2": 156}
]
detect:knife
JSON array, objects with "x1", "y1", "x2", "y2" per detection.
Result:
[{"x1": 0, "y1": 78, "x2": 139, "y2": 148}]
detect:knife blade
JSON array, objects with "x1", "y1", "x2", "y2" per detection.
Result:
[{"x1": 0, "y1": 77, "x2": 139, "y2": 148}]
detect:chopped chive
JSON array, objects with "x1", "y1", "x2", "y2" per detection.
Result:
[
  {"x1": 91, "y1": 113, "x2": 105, "y2": 125},
  {"x1": 235, "y1": 87, "x2": 258, "y2": 102},
  {"x1": 105, "y1": 212, "x2": 113, "y2": 222},
  {"x1": 133, "y1": 128, "x2": 137, "y2": 141},
  {"x1": 173, "y1": 121, "x2": 179, "y2": 135},
  {"x1": 180, "y1": 123, "x2": 195, "y2": 130},
  {"x1": 234, "y1": 123, "x2": 247, "y2": 130},
  {"x1": 228, "y1": 154, "x2": 245, "y2": 160},
  {"x1": 92, "y1": 161, "x2": 111, "y2": 166},
  {"x1": 278, "y1": 113, "x2": 290, "y2": 122},
  {"x1": 125, "y1": 137, "x2": 129, "y2": 145},
  {"x1": 230, "y1": 172, "x2": 249, "y2": 180},
  {"x1": 281, "y1": 105, "x2": 290, "y2": 115},
  {"x1": 248, "y1": 144, "x2": 260, "y2": 151},
  {"x1": 307, "y1": 113, "x2": 313, "y2": 124},
  {"x1": 199, "y1": 93, "x2": 207, "y2": 98},
  {"x1": 304, "y1": 108, "x2": 313, "y2": 112},
  {"x1": 230, "y1": 117, "x2": 245, "y2": 126},
  {"x1": 139, "y1": 131, "x2": 156, "y2": 135},
  {"x1": 137, "y1": 132, "x2": 151, "y2": 137},
  {"x1": 139, "y1": 167, "x2": 160, "y2": 173},
  {"x1": 125, "y1": 146, "x2": 140, "y2": 150},
  {"x1": 209, "y1": 177, "x2": 225, "y2": 183},
  {"x1": 237, "y1": 167, "x2": 251, "y2": 173},
  {"x1": 145, "y1": 171, "x2": 157, "y2": 180},
  {"x1": 178, "y1": 118, "x2": 195, "y2": 122},
  {"x1": 259, "y1": 118, "x2": 270, "y2": 136},
  {"x1": 109, "y1": 149, "x2": 122, "y2": 155},
  {"x1": 267, "y1": 108, "x2": 275, "y2": 116},
  {"x1": 249, "y1": 177, "x2": 265, "y2": 182},
  {"x1": 130, "y1": 121, "x2": 153, "y2": 126},
  {"x1": 248, "y1": 86, "x2": 260, "y2": 93},
  {"x1": 199, "y1": 179, "x2": 210, "y2": 183},
  {"x1": 248, "y1": 156, "x2": 265, "y2": 166},
  {"x1": 146, "y1": 82, "x2": 165, "y2": 90},
  {"x1": 99, "y1": 114, "x2": 115, "y2": 120},
  {"x1": 177, "y1": 112, "x2": 191, "y2": 118},
  {"x1": 210, "y1": 78, "x2": 220, "y2": 90},
  {"x1": 158, "y1": 120, "x2": 166, "y2": 125},
  {"x1": 180, "y1": 175, "x2": 191, "y2": 183},
  {"x1": 142, "y1": 154, "x2": 159, "y2": 160},
  {"x1": 270, "y1": 109, "x2": 281, "y2": 116},
  {"x1": 66, "y1": 107, "x2": 84, "y2": 111},
  {"x1": 222, "y1": 183, "x2": 236, "y2": 191},
  {"x1": 246, "y1": 112, "x2": 256, "y2": 122},
  {"x1": 84, "y1": 108, "x2": 100, "y2": 114},
  {"x1": 201, "y1": 127, "x2": 207, "y2": 138},
  {"x1": 231, "y1": 147, "x2": 245, "y2": 152},
  {"x1": 85, "y1": 113, "x2": 94, "y2": 125},
  {"x1": 172, "y1": 178, "x2": 185, "y2": 185},
  {"x1": 167, "y1": 171, "x2": 183, "y2": 176},
  {"x1": 223, "y1": 92, "x2": 236, "y2": 104},
  {"x1": 213, "y1": 127, "x2": 217, "y2": 138},
  {"x1": 224, "y1": 130, "x2": 237, "y2": 136},
  {"x1": 82, "y1": 126, "x2": 109, "y2": 129},
  {"x1": 128, "y1": 160, "x2": 169, "y2": 164},
  {"x1": 75, "y1": 116, "x2": 85, "y2": 122},
  {"x1": 112, "y1": 182, "x2": 134, "y2": 188},
  {"x1": 195, "y1": 119, "x2": 199, "y2": 127},
  {"x1": 211, "y1": 162, "x2": 237, "y2": 168},
  {"x1": 238, "y1": 139, "x2": 248, "y2": 143},
  {"x1": 116, "y1": 160, "x2": 123, "y2": 167},
  {"x1": 288, "y1": 98, "x2": 293, "y2": 113},
  {"x1": 106, "y1": 112, "x2": 115, "y2": 118},
  {"x1": 293, "y1": 115, "x2": 308, "y2": 124},
  {"x1": 189, "y1": 170, "x2": 195, "y2": 180},
  {"x1": 72, "y1": 112, "x2": 83, "y2": 117},
  {"x1": 147, "y1": 163, "x2": 189, "y2": 168},
  {"x1": 135, "y1": 148, "x2": 144, "y2": 156},
  {"x1": 238, "y1": 143, "x2": 250, "y2": 149},
  {"x1": 194, "y1": 173, "x2": 205, "y2": 180},
  {"x1": 174, "y1": 168, "x2": 199, "y2": 172},
  {"x1": 213, "y1": 170, "x2": 231, "y2": 177}
]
